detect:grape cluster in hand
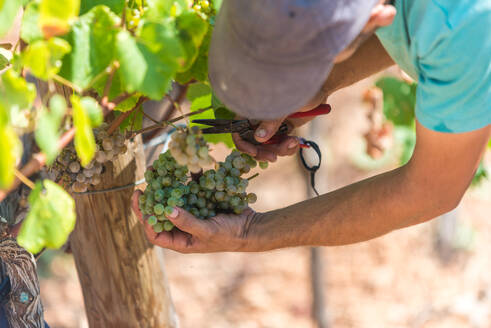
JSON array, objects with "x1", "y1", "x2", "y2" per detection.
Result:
[
  {"x1": 139, "y1": 149, "x2": 264, "y2": 233},
  {"x1": 50, "y1": 124, "x2": 128, "y2": 193}
]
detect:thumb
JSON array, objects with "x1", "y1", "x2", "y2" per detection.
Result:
[
  {"x1": 166, "y1": 207, "x2": 210, "y2": 236},
  {"x1": 254, "y1": 119, "x2": 285, "y2": 143}
]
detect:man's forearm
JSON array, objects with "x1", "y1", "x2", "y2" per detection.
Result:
[
  {"x1": 323, "y1": 35, "x2": 395, "y2": 95},
  {"x1": 243, "y1": 166, "x2": 450, "y2": 251}
]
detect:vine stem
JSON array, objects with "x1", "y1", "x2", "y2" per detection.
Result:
[
  {"x1": 107, "y1": 96, "x2": 148, "y2": 135},
  {"x1": 53, "y1": 75, "x2": 83, "y2": 94},
  {"x1": 132, "y1": 106, "x2": 213, "y2": 136},
  {"x1": 0, "y1": 128, "x2": 75, "y2": 202},
  {"x1": 14, "y1": 169, "x2": 36, "y2": 190},
  {"x1": 247, "y1": 173, "x2": 259, "y2": 181}
]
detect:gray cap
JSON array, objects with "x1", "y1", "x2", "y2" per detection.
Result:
[{"x1": 209, "y1": 0, "x2": 378, "y2": 120}]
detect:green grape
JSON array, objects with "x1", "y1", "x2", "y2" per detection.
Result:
[
  {"x1": 154, "y1": 189, "x2": 165, "y2": 202},
  {"x1": 199, "y1": 208, "x2": 209, "y2": 217},
  {"x1": 196, "y1": 197, "x2": 206, "y2": 208},
  {"x1": 176, "y1": 198, "x2": 185, "y2": 207},
  {"x1": 230, "y1": 196, "x2": 240, "y2": 207},
  {"x1": 189, "y1": 183, "x2": 200, "y2": 194},
  {"x1": 205, "y1": 190, "x2": 213, "y2": 199},
  {"x1": 157, "y1": 167, "x2": 168, "y2": 176},
  {"x1": 226, "y1": 185, "x2": 237, "y2": 194},
  {"x1": 157, "y1": 214, "x2": 167, "y2": 221},
  {"x1": 259, "y1": 161, "x2": 269, "y2": 169},
  {"x1": 144, "y1": 171, "x2": 154, "y2": 183},
  {"x1": 225, "y1": 176, "x2": 234, "y2": 186},
  {"x1": 139, "y1": 195, "x2": 147, "y2": 204},
  {"x1": 218, "y1": 202, "x2": 229, "y2": 210},
  {"x1": 206, "y1": 201, "x2": 216, "y2": 210},
  {"x1": 204, "y1": 178, "x2": 216, "y2": 190},
  {"x1": 154, "y1": 204, "x2": 165, "y2": 215},
  {"x1": 233, "y1": 157, "x2": 245, "y2": 169},
  {"x1": 208, "y1": 210, "x2": 216, "y2": 218},
  {"x1": 230, "y1": 168, "x2": 241, "y2": 176},
  {"x1": 198, "y1": 147, "x2": 208, "y2": 158},
  {"x1": 247, "y1": 193, "x2": 257, "y2": 204},
  {"x1": 151, "y1": 180, "x2": 160, "y2": 190},
  {"x1": 188, "y1": 194, "x2": 198, "y2": 205},
  {"x1": 216, "y1": 181, "x2": 225, "y2": 191},
  {"x1": 164, "y1": 206, "x2": 174, "y2": 216},
  {"x1": 222, "y1": 161, "x2": 232, "y2": 170},
  {"x1": 198, "y1": 191, "x2": 206, "y2": 198},
  {"x1": 175, "y1": 168, "x2": 186, "y2": 178},
  {"x1": 186, "y1": 135, "x2": 196, "y2": 145},
  {"x1": 163, "y1": 221, "x2": 175, "y2": 231},
  {"x1": 215, "y1": 191, "x2": 225, "y2": 201},
  {"x1": 190, "y1": 207, "x2": 200, "y2": 217},
  {"x1": 153, "y1": 222, "x2": 165, "y2": 233},
  {"x1": 171, "y1": 188, "x2": 183, "y2": 198},
  {"x1": 148, "y1": 216, "x2": 158, "y2": 225},
  {"x1": 167, "y1": 197, "x2": 179, "y2": 207}
]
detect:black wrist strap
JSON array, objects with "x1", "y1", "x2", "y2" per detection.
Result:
[{"x1": 299, "y1": 138, "x2": 322, "y2": 197}]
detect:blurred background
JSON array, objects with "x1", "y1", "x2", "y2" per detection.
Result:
[{"x1": 37, "y1": 71, "x2": 491, "y2": 328}]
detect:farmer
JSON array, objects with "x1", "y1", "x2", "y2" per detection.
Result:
[{"x1": 133, "y1": 0, "x2": 490, "y2": 252}]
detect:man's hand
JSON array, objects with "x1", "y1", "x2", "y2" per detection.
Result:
[
  {"x1": 234, "y1": 89, "x2": 327, "y2": 162},
  {"x1": 131, "y1": 190, "x2": 257, "y2": 253}
]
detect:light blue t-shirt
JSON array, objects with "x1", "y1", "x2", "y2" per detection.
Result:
[{"x1": 376, "y1": 0, "x2": 491, "y2": 133}]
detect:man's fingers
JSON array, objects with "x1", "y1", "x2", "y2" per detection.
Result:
[
  {"x1": 263, "y1": 136, "x2": 299, "y2": 157},
  {"x1": 232, "y1": 133, "x2": 258, "y2": 156},
  {"x1": 254, "y1": 119, "x2": 286, "y2": 143},
  {"x1": 165, "y1": 207, "x2": 210, "y2": 237}
]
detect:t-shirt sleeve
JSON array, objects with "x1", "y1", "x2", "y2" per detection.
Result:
[{"x1": 415, "y1": 6, "x2": 491, "y2": 133}]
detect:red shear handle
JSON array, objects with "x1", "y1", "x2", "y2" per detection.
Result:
[{"x1": 287, "y1": 104, "x2": 331, "y2": 119}]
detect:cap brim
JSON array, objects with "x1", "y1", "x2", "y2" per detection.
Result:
[{"x1": 209, "y1": 3, "x2": 335, "y2": 120}]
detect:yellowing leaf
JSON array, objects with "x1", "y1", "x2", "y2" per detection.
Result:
[
  {"x1": 39, "y1": 0, "x2": 80, "y2": 38},
  {"x1": 71, "y1": 95, "x2": 96, "y2": 166},
  {"x1": 23, "y1": 38, "x2": 71, "y2": 80}
]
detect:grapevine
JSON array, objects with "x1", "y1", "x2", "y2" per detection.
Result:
[{"x1": 139, "y1": 140, "x2": 265, "y2": 232}]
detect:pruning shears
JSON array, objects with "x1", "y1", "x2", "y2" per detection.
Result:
[{"x1": 192, "y1": 104, "x2": 332, "y2": 149}]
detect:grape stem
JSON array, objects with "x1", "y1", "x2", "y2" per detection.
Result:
[
  {"x1": 52, "y1": 75, "x2": 83, "y2": 94},
  {"x1": 100, "y1": 62, "x2": 119, "y2": 104},
  {"x1": 247, "y1": 173, "x2": 260, "y2": 181},
  {"x1": 132, "y1": 106, "x2": 213, "y2": 137},
  {"x1": 13, "y1": 168, "x2": 36, "y2": 190}
]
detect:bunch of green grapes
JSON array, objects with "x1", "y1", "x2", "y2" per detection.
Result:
[
  {"x1": 49, "y1": 124, "x2": 128, "y2": 193},
  {"x1": 168, "y1": 126, "x2": 214, "y2": 173},
  {"x1": 139, "y1": 149, "x2": 266, "y2": 233}
]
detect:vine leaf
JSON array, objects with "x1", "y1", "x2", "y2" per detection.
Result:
[
  {"x1": 17, "y1": 180, "x2": 76, "y2": 254},
  {"x1": 176, "y1": 28, "x2": 211, "y2": 83},
  {"x1": 34, "y1": 95, "x2": 67, "y2": 164},
  {"x1": 21, "y1": 1, "x2": 44, "y2": 43},
  {"x1": 115, "y1": 29, "x2": 178, "y2": 99},
  {"x1": 175, "y1": 12, "x2": 209, "y2": 72},
  {"x1": 0, "y1": 0, "x2": 22, "y2": 38},
  {"x1": 0, "y1": 124, "x2": 21, "y2": 189},
  {"x1": 80, "y1": 0, "x2": 125, "y2": 15},
  {"x1": 0, "y1": 52, "x2": 8, "y2": 70},
  {"x1": 22, "y1": 38, "x2": 71, "y2": 80},
  {"x1": 39, "y1": 0, "x2": 81, "y2": 38},
  {"x1": 71, "y1": 95, "x2": 100, "y2": 166},
  {"x1": 59, "y1": 5, "x2": 121, "y2": 89},
  {"x1": 187, "y1": 82, "x2": 234, "y2": 147}
]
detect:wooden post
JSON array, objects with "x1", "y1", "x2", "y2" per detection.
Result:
[{"x1": 70, "y1": 136, "x2": 178, "y2": 328}]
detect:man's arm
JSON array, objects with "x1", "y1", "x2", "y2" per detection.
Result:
[
  {"x1": 132, "y1": 122, "x2": 489, "y2": 253},
  {"x1": 243, "y1": 122, "x2": 490, "y2": 250}
]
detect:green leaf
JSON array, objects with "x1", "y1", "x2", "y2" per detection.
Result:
[
  {"x1": 175, "y1": 28, "x2": 211, "y2": 83},
  {"x1": 116, "y1": 108, "x2": 143, "y2": 132},
  {"x1": 81, "y1": 97, "x2": 102, "y2": 127},
  {"x1": 0, "y1": 52, "x2": 8, "y2": 70},
  {"x1": 175, "y1": 12, "x2": 209, "y2": 71},
  {"x1": 187, "y1": 82, "x2": 212, "y2": 110},
  {"x1": 39, "y1": 0, "x2": 80, "y2": 38},
  {"x1": 80, "y1": 0, "x2": 124, "y2": 15},
  {"x1": 22, "y1": 38, "x2": 71, "y2": 80},
  {"x1": 0, "y1": 124, "x2": 20, "y2": 189},
  {"x1": 394, "y1": 126, "x2": 416, "y2": 165},
  {"x1": 471, "y1": 161, "x2": 488, "y2": 187},
  {"x1": 34, "y1": 95, "x2": 67, "y2": 164},
  {"x1": 375, "y1": 77, "x2": 417, "y2": 127},
  {"x1": 20, "y1": 1, "x2": 44, "y2": 43},
  {"x1": 0, "y1": 0, "x2": 22, "y2": 38},
  {"x1": 59, "y1": 5, "x2": 120, "y2": 89},
  {"x1": 115, "y1": 30, "x2": 177, "y2": 99},
  {"x1": 71, "y1": 95, "x2": 96, "y2": 166},
  {"x1": 146, "y1": 0, "x2": 188, "y2": 20},
  {"x1": 17, "y1": 180, "x2": 76, "y2": 254},
  {"x1": 0, "y1": 69, "x2": 37, "y2": 113}
]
